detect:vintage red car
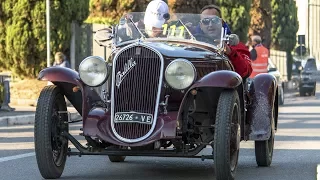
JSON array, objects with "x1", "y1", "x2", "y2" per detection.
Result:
[{"x1": 34, "y1": 13, "x2": 278, "y2": 180}]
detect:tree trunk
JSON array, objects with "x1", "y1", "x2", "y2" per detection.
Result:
[
  {"x1": 248, "y1": 0, "x2": 272, "y2": 49},
  {"x1": 286, "y1": 51, "x2": 293, "y2": 81}
]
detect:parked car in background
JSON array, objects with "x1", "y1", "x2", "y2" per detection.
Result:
[
  {"x1": 268, "y1": 58, "x2": 285, "y2": 105},
  {"x1": 299, "y1": 58, "x2": 317, "y2": 96}
]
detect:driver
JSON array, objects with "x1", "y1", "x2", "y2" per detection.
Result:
[{"x1": 193, "y1": 5, "x2": 252, "y2": 78}]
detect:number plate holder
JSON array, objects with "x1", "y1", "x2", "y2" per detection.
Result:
[{"x1": 114, "y1": 112, "x2": 153, "y2": 125}]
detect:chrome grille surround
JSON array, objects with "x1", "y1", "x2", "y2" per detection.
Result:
[{"x1": 110, "y1": 42, "x2": 164, "y2": 143}]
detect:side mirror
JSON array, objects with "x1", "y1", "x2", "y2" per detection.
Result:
[
  {"x1": 94, "y1": 28, "x2": 114, "y2": 46},
  {"x1": 268, "y1": 67, "x2": 277, "y2": 72}
]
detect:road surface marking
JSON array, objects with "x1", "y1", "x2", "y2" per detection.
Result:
[
  {"x1": 0, "y1": 152, "x2": 35, "y2": 163},
  {"x1": 317, "y1": 164, "x2": 320, "y2": 180}
]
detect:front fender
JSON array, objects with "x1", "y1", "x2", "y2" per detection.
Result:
[
  {"x1": 37, "y1": 67, "x2": 102, "y2": 121},
  {"x1": 38, "y1": 67, "x2": 83, "y2": 86},
  {"x1": 192, "y1": 70, "x2": 242, "y2": 89},
  {"x1": 247, "y1": 73, "x2": 277, "y2": 140},
  {"x1": 176, "y1": 70, "x2": 242, "y2": 129}
]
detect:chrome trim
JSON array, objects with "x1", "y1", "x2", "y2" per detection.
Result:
[
  {"x1": 110, "y1": 42, "x2": 164, "y2": 143},
  {"x1": 165, "y1": 58, "x2": 197, "y2": 90}
]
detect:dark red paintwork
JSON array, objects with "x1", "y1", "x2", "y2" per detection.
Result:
[{"x1": 84, "y1": 108, "x2": 177, "y2": 146}]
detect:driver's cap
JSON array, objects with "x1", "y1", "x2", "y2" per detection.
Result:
[{"x1": 144, "y1": 0, "x2": 169, "y2": 28}]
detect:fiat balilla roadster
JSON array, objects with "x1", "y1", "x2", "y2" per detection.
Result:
[{"x1": 35, "y1": 12, "x2": 278, "y2": 180}]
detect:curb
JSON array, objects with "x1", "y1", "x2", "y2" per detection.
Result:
[{"x1": 0, "y1": 112, "x2": 81, "y2": 126}]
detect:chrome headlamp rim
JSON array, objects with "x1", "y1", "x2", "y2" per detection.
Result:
[
  {"x1": 79, "y1": 56, "x2": 109, "y2": 87},
  {"x1": 165, "y1": 58, "x2": 197, "y2": 90}
]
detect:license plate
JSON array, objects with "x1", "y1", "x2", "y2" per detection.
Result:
[{"x1": 114, "y1": 112, "x2": 153, "y2": 124}]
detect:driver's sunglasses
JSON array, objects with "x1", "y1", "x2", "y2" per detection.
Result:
[{"x1": 200, "y1": 17, "x2": 221, "y2": 25}]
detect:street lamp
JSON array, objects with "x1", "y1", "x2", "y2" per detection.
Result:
[{"x1": 46, "y1": 0, "x2": 50, "y2": 67}]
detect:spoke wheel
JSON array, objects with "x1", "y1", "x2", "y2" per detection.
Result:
[
  {"x1": 34, "y1": 85, "x2": 69, "y2": 179},
  {"x1": 214, "y1": 90, "x2": 241, "y2": 180}
]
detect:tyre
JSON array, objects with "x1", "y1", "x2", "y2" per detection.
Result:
[
  {"x1": 311, "y1": 83, "x2": 316, "y2": 96},
  {"x1": 108, "y1": 155, "x2": 126, "y2": 162},
  {"x1": 279, "y1": 86, "x2": 284, "y2": 105},
  {"x1": 299, "y1": 87, "x2": 306, "y2": 96},
  {"x1": 34, "y1": 85, "x2": 69, "y2": 179},
  {"x1": 254, "y1": 109, "x2": 275, "y2": 167},
  {"x1": 108, "y1": 146, "x2": 126, "y2": 162},
  {"x1": 214, "y1": 90, "x2": 241, "y2": 180}
]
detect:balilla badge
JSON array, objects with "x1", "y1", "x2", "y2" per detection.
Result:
[{"x1": 116, "y1": 57, "x2": 137, "y2": 88}]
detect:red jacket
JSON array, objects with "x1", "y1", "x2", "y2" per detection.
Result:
[{"x1": 226, "y1": 42, "x2": 253, "y2": 78}]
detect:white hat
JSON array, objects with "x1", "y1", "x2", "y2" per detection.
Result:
[{"x1": 144, "y1": 0, "x2": 169, "y2": 28}]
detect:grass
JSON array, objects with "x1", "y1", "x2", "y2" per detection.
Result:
[{"x1": 10, "y1": 78, "x2": 47, "y2": 100}]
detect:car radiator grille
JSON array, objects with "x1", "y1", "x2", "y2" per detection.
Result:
[{"x1": 112, "y1": 45, "x2": 162, "y2": 141}]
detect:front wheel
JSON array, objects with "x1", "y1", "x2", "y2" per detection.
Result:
[
  {"x1": 34, "y1": 85, "x2": 69, "y2": 179},
  {"x1": 214, "y1": 90, "x2": 241, "y2": 180}
]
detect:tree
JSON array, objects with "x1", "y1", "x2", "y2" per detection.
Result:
[
  {"x1": 216, "y1": 0, "x2": 252, "y2": 42},
  {"x1": 271, "y1": 0, "x2": 299, "y2": 80},
  {"x1": 0, "y1": 0, "x2": 90, "y2": 78},
  {"x1": 87, "y1": 0, "x2": 150, "y2": 25},
  {"x1": 170, "y1": 0, "x2": 215, "y2": 13},
  {"x1": 248, "y1": 0, "x2": 272, "y2": 49}
]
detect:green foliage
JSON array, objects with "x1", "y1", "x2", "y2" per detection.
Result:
[
  {"x1": 248, "y1": 0, "x2": 272, "y2": 49},
  {"x1": 216, "y1": 0, "x2": 252, "y2": 42},
  {"x1": 271, "y1": 0, "x2": 299, "y2": 80},
  {"x1": 170, "y1": 0, "x2": 215, "y2": 13},
  {"x1": 87, "y1": 0, "x2": 149, "y2": 25},
  {"x1": 271, "y1": 0, "x2": 299, "y2": 52},
  {"x1": 0, "y1": 0, "x2": 90, "y2": 78}
]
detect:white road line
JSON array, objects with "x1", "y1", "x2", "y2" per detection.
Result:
[
  {"x1": 0, "y1": 152, "x2": 35, "y2": 163},
  {"x1": 317, "y1": 164, "x2": 320, "y2": 180}
]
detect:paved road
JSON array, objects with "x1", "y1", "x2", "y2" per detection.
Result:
[{"x1": 0, "y1": 91, "x2": 320, "y2": 180}]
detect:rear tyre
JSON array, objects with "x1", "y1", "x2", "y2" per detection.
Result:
[
  {"x1": 254, "y1": 109, "x2": 275, "y2": 166},
  {"x1": 279, "y1": 87, "x2": 284, "y2": 105},
  {"x1": 299, "y1": 88, "x2": 306, "y2": 96},
  {"x1": 311, "y1": 83, "x2": 316, "y2": 96},
  {"x1": 34, "y1": 85, "x2": 69, "y2": 179},
  {"x1": 214, "y1": 90, "x2": 241, "y2": 180}
]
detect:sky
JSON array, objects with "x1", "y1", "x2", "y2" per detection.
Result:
[{"x1": 296, "y1": 0, "x2": 307, "y2": 35}]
